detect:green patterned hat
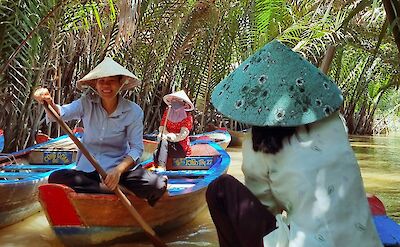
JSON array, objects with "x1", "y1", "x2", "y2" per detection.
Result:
[{"x1": 211, "y1": 40, "x2": 343, "y2": 127}]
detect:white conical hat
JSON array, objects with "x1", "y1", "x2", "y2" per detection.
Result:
[
  {"x1": 163, "y1": 90, "x2": 194, "y2": 111},
  {"x1": 77, "y1": 57, "x2": 141, "y2": 91}
]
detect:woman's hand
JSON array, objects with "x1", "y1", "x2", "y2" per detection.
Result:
[
  {"x1": 157, "y1": 133, "x2": 168, "y2": 142},
  {"x1": 157, "y1": 126, "x2": 169, "y2": 141},
  {"x1": 33, "y1": 88, "x2": 54, "y2": 105},
  {"x1": 166, "y1": 133, "x2": 177, "y2": 142},
  {"x1": 104, "y1": 167, "x2": 122, "y2": 191},
  {"x1": 166, "y1": 127, "x2": 190, "y2": 142}
]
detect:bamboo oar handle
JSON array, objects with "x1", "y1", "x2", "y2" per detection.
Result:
[
  {"x1": 155, "y1": 105, "x2": 172, "y2": 167},
  {"x1": 160, "y1": 105, "x2": 172, "y2": 138},
  {"x1": 43, "y1": 102, "x2": 167, "y2": 247}
]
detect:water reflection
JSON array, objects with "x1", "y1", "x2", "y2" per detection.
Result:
[
  {"x1": 0, "y1": 137, "x2": 398, "y2": 246},
  {"x1": 350, "y1": 135, "x2": 400, "y2": 221},
  {"x1": 0, "y1": 213, "x2": 62, "y2": 247}
]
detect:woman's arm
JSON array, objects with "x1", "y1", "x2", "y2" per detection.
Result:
[
  {"x1": 104, "y1": 155, "x2": 135, "y2": 190},
  {"x1": 165, "y1": 114, "x2": 193, "y2": 142},
  {"x1": 33, "y1": 87, "x2": 84, "y2": 122},
  {"x1": 126, "y1": 108, "x2": 144, "y2": 162},
  {"x1": 166, "y1": 127, "x2": 190, "y2": 142},
  {"x1": 33, "y1": 87, "x2": 60, "y2": 116}
]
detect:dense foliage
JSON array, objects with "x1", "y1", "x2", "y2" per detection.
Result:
[{"x1": 0, "y1": 0, "x2": 399, "y2": 151}]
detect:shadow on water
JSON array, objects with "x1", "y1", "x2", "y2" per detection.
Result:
[{"x1": 0, "y1": 137, "x2": 398, "y2": 246}]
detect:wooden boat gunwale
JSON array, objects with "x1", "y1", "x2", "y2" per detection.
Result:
[
  {"x1": 0, "y1": 134, "x2": 79, "y2": 228},
  {"x1": 0, "y1": 134, "x2": 80, "y2": 184},
  {"x1": 0, "y1": 133, "x2": 81, "y2": 163},
  {"x1": 0, "y1": 163, "x2": 76, "y2": 184},
  {"x1": 189, "y1": 129, "x2": 231, "y2": 149},
  {"x1": 144, "y1": 140, "x2": 230, "y2": 196},
  {"x1": 142, "y1": 129, "x2": 231, "y2": 161},
  {"x1": 227, "y1": 128, "x2": 249, "y2": 147}
]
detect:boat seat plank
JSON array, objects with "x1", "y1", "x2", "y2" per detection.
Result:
[
  {"x1": 167, "y1": 178, "x2": 201, "y2": 184},
  {"x1": 157, "y1": 170, "x2": 211, "y2": 177},
  {"x1": 2, "y1": 165, "x2": 68, "y2": 171},
  {"x1": 167, "y1": 185, "x2": 195, "y2": 192},
  {"x1": 0, "y1": 172, "x2": 42, "y2": 178}
]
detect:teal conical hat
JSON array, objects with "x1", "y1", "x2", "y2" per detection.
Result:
[{"x1": 211, "y1": 40, "x2": 343, "y2": 127}]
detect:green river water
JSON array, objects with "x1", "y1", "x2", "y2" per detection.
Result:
[{"x1": 0, "y1": 135, "x2": 399, "y2": 246}]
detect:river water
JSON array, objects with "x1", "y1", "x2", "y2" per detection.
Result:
[{"x1": 0, "y1": 136, "x2": 399, "y2": 247}]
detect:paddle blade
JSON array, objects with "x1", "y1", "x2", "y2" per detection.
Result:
[{"x1": 145, "y1": 232, "x2": 168, "y2": 247}]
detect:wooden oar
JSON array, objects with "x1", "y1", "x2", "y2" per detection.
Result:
[
  {"x1": 43, "y1": 102, "x2": 167, "y2": 247},
  {"x1": 161, "y1": 105, "x2": 172, "y2": 136},
  {"x1": 155, "y1": 105, "x2": 171, "y2": 166}
]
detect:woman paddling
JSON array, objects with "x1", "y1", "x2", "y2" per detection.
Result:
[
  {"x1": 33, "y1": 57, "x2": 167, "y2": 206},
  {"x1": 155, "y1": 90, "x2": 194, "y2": 168}
]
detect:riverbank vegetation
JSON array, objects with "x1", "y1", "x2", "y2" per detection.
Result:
[{"x1": 0, "y1": 0, "x2": 399, "y2": 152}]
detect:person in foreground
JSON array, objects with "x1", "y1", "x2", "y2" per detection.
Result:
[
  {"x1": 33, "y1": 57, "x2": 167, "y2": 206},
  {"x1": 207, "y1": 40, "x2": 383, "y2": 247},
  {"x1": 155, "y1": 90, "x2": 194, "y2": 168}
]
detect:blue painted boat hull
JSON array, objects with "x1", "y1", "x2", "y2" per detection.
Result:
[
  {"x1": 0, "y1": 135, "x2": 78, "y2": 228},
  {"x1": 374, "y1": 215, "x2": 400, "y2": 247}
]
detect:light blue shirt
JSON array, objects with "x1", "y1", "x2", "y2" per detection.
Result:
[{"x1": 53, "y1": 95, "x2": 144, "y2": 172}]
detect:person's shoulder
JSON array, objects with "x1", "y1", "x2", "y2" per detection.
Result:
[
  {"x1": 76, "y1": 94, "x2": 99, "y2": 109},
  {"x1": 78, "y1": 94, "x2": 97, "y2": 104},
  {"x1": 121, "y1": 98, "x2": 143, "y2": 116},
  {"x1": 122, "y1": 98, "x2": 142, "y2": 111},
  {"x1": 311, "y1": 111, "x2": 342, "y2": 128},
  {"x1": 307, "y1": 111, "x2": 348, "y2": 138}
]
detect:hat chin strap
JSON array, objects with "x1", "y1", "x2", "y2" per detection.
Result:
[
  {"x1": 116, "y1": 81, "x2": 126, "y2": 95},
  {"x1": 88, "y1": 85, "x2": 101, "y2": 97}
]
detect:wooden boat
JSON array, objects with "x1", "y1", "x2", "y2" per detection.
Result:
[
  {"x1": 142, "y1": 136, "x2": 159, "y2": 161},
  {"x1": 38, "y1": 140, "x2": 230, "y2": 246},
  {"x1": 367, "y1": 194, "x2": 400, "y2": 246},
  {"x1": 0, "y1": 134, "x2": 79, "y2": 228},
  {"x1": 142, "y1": 129, "x2": 231, "y2": 161},
  {"x1": 190, "y1": 129, "x2": 231, "y2": 150},
  {"x1": 228, "y1": 129, "x2": 249, "y2": 147},
  {"x1": 206, "y1": 124, "x2": 247, "y2": 147}
]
